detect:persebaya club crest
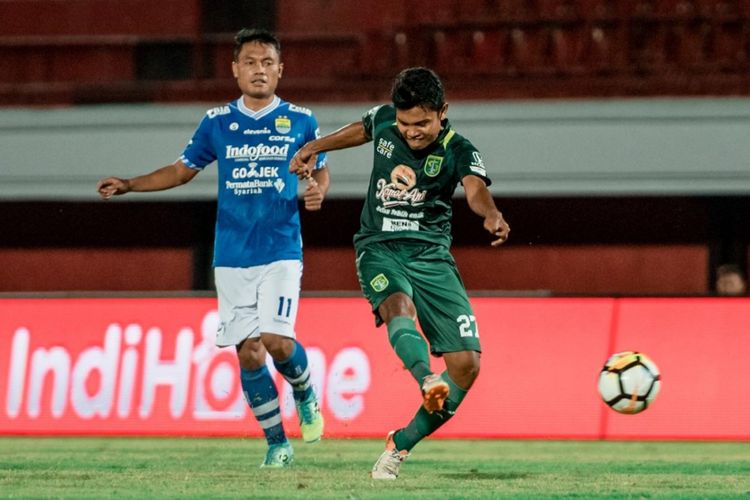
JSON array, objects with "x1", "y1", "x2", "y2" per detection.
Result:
[
  {"x1": 424, "y1": 155, "x2": 443, "y2": 177},
  {"x1": 370, "y1": 273, "x2": 389, "y2": 292}
]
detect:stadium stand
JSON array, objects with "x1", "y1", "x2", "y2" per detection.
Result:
[{"x1": 1, "y1": 0, "x2": 750, "y2": 105}]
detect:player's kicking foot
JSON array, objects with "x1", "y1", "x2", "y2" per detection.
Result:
[
  {"x1": 371, "y1": 430, "x2": 409, "y2": 480},
  {"x1": 260, "y1": 441, "x2": 294, "y2": 468},
  {"x1": 295, "y1": 393, "x2": 324, "y2": 443},
  {"x1": 421, "y1": 373, "x2": 449, "y2": 413}
]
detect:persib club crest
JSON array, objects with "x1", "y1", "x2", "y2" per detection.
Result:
[
  {"x1": 370, "y1": 273, "x2": 389, "y2": 292},
  {"x1": 275, "y1": 116, "x2": 291, "y2": 134},
  {"x1": 424, "y1": 155, "x2": 443, "y2": 177}
]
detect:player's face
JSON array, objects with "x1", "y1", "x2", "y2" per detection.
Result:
[
  {"x1": 232, "y1": 42, "x2": 283, "y2": 101},
  {"x1": 395, "y1": 104, "x2": 448, "y2": 151}
]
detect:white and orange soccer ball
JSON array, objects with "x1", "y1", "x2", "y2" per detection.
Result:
[{"x1": 598, "y1": 351, "x2": 661, "y2": 414}]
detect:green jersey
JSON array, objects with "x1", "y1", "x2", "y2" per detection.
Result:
[{"x1": 353, "y1": 104, "x2": 492, "y2": 250}]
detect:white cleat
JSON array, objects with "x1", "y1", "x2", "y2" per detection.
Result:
[{"x1": 371, "y1": 430, "x2": 409, "y2": 480}]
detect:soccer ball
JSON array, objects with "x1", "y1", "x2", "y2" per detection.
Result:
[{"x1": 597, "y1": 351, "x2": 661, "y2": 414}]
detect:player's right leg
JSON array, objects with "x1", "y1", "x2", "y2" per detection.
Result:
[
  {"x1": 236, "y1": 339, "x2": 294, "y2": 468},
  {"x1": 375, "y1": 353, "x2": 478, "y2": 478},
  {"x1": 357, "y1": 242, "x2": 449, "y2": 411},
  {"x1": 215, "y1": 266, "x2": 293, "y2": 468}
]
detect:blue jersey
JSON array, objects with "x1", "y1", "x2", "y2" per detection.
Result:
[{"x1": 179, "y1": 96, "x2": 327, "y2": 268}]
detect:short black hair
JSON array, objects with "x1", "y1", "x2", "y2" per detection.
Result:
[
  {"x1": 233, "y1": 28, "x2": 281, "y2": 61},
  {"x1": 717, "y1": 263, "x2": 745, "y2": 278},
  {"x1": 391, "y1": 67, "x2": 445, "y2": 111}
]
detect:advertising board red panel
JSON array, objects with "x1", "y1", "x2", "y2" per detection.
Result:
[
  {"x1": 1, "y1": 297, "x2": 748, "y2": 440},
  {"x1": 603, "y1": 298, "x2": 750, "y2": 440}
]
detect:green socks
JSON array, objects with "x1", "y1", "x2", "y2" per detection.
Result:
[
  {"x1": 387, "y1": 316, "x2": 432, "y2": 383},
  {"x1": 387, "y1": 317, "x2": 473, "y2": 452},
  {"x1": 393, "y1": 371, "x2": 468, "y2": 452}
]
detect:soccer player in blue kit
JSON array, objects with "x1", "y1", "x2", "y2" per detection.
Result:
[{"x1": 97, "y1": 29, "x2": 327, "y2": 468}]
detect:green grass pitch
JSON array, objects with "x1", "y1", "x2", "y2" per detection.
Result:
[{"x1": 1, "y1": 437, "x2": 749, "y2": 498}]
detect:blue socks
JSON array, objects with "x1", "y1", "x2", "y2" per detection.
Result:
[
  {"x1": 240, "y1": 366, "x2": 287, "y2": 445},
  {"x1": 273, "y1": 339, "x2": 313, "y2": 403}
]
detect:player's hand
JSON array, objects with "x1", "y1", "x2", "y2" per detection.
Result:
[
  {"x1": 290, "y1": 146, "x2": 318, "y2": 180},
  {"x1": 485, "y1": 210, "x2": 510, "y2": 247},
  {"x1": 303, "y1": 176, "x2": 324, "y2": 211},
  {"x1": 96, "y1": 177, "x2": 131, "y2": 200}
]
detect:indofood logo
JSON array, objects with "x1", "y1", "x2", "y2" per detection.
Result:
[{"x1": 225, "y1": 144, "x2": 290, "y2": 161}]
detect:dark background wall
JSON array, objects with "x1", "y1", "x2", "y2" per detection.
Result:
[{"x1": 2, "y1": 197, "x2": 746, "y2": 294}]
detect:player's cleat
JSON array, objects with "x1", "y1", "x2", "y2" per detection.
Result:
[
  {"x1": 421, "y1": 373, "x2": 450, "y2": 413},
  {"x1": 371, "y1": 430, "x2": 409, "y2": 480},
  {"x1": 295, "y1": 393, "x2": 324, "y2": 443},
  {"x1": 260, "y1": 442, "x2": 294, "y2": 468}
]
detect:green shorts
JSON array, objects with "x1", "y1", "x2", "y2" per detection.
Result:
[{"x1": 355, "y1": 239, "x2": 481, "y2": 355}]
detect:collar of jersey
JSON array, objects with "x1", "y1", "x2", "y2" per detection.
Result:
[
  {"x1": 436, "y1": 119, "x2": 454, "y2": 148},
  {"x1": 236, "y1": 95, "x2": 281, "y2": 120}
]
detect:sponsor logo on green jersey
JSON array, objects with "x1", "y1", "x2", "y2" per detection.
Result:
[
  {"x1": 370, "y1": 273, "x2": 389, "y2": 292},
  {"x1": 424, "y1": 155, "x2": 443, "y2": 177}
]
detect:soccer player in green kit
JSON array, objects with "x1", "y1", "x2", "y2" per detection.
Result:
[{"x1": 290, "y1": 67, "x2": 510, "y2": 479}]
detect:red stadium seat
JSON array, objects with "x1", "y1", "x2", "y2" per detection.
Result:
[
  {"x1": 578, "y1": 0, "x2": 619, "y2": 20},
  {"x1": 551, "y1": 27, "x2": 586, "y2": 74},
  {"x1": 673, "y1": 24, "x2": 710, "y2": 70},
  {"x1": 402, "y1": 0, "x2": 457, "y2": 25},
  {"x1": 470, "y1": 30, "x2": 507, "y2": 74},
  {"x1": 508, "y1": 27, "x2": 554, "y2": 75},
  {"x1": 0, "y1": 0, "x2": 200, "y2": 37},
  {"x1": 537, "y1": 0, "x2": 580, "y2": 20},
  {"x1": 709, "y1": 21, "x2": 746, "y2": 70}
]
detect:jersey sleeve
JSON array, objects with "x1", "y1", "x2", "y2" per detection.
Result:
[
  {"x1": 179, "y1": 114, "x2": 217, "y2": 170},
  {"x1": 454, "y1": 140, "x2": 492, "y2": 187},
  {"x1": 361, "y1": 105, "x2": 384, "y2": 140},
  {"x1": 306, "y1": 113, "x2": 328, "y2": 170}
]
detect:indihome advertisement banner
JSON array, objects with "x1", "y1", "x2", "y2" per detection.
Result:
[{"x1": 1, "y1": 297, "x2": 749, "y2": 440}]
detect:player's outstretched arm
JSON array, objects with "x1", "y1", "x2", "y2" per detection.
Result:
[
  {"x1": 462, "y1": 175, "x2": 510, "y2": 247},
  {"x1": 290, "y1": 122, "x2": 370, "y2": 179},
  {"x1": 96, "y1": 161, "x2": 198, "y2": 200},
  {"x1": 304, "y1": 167, "x2": 330, "y2": 211}
]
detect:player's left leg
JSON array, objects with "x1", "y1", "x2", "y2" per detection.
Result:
[
  {"x1": 356, "y1": 241, "x2": 446, "y2": 406},
  {"x1": 258, "y1": 259, "x2": 324, "y2": 443},
  {"x1": 215, "y1": 266, "x2": 294, "y2": 468}
]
